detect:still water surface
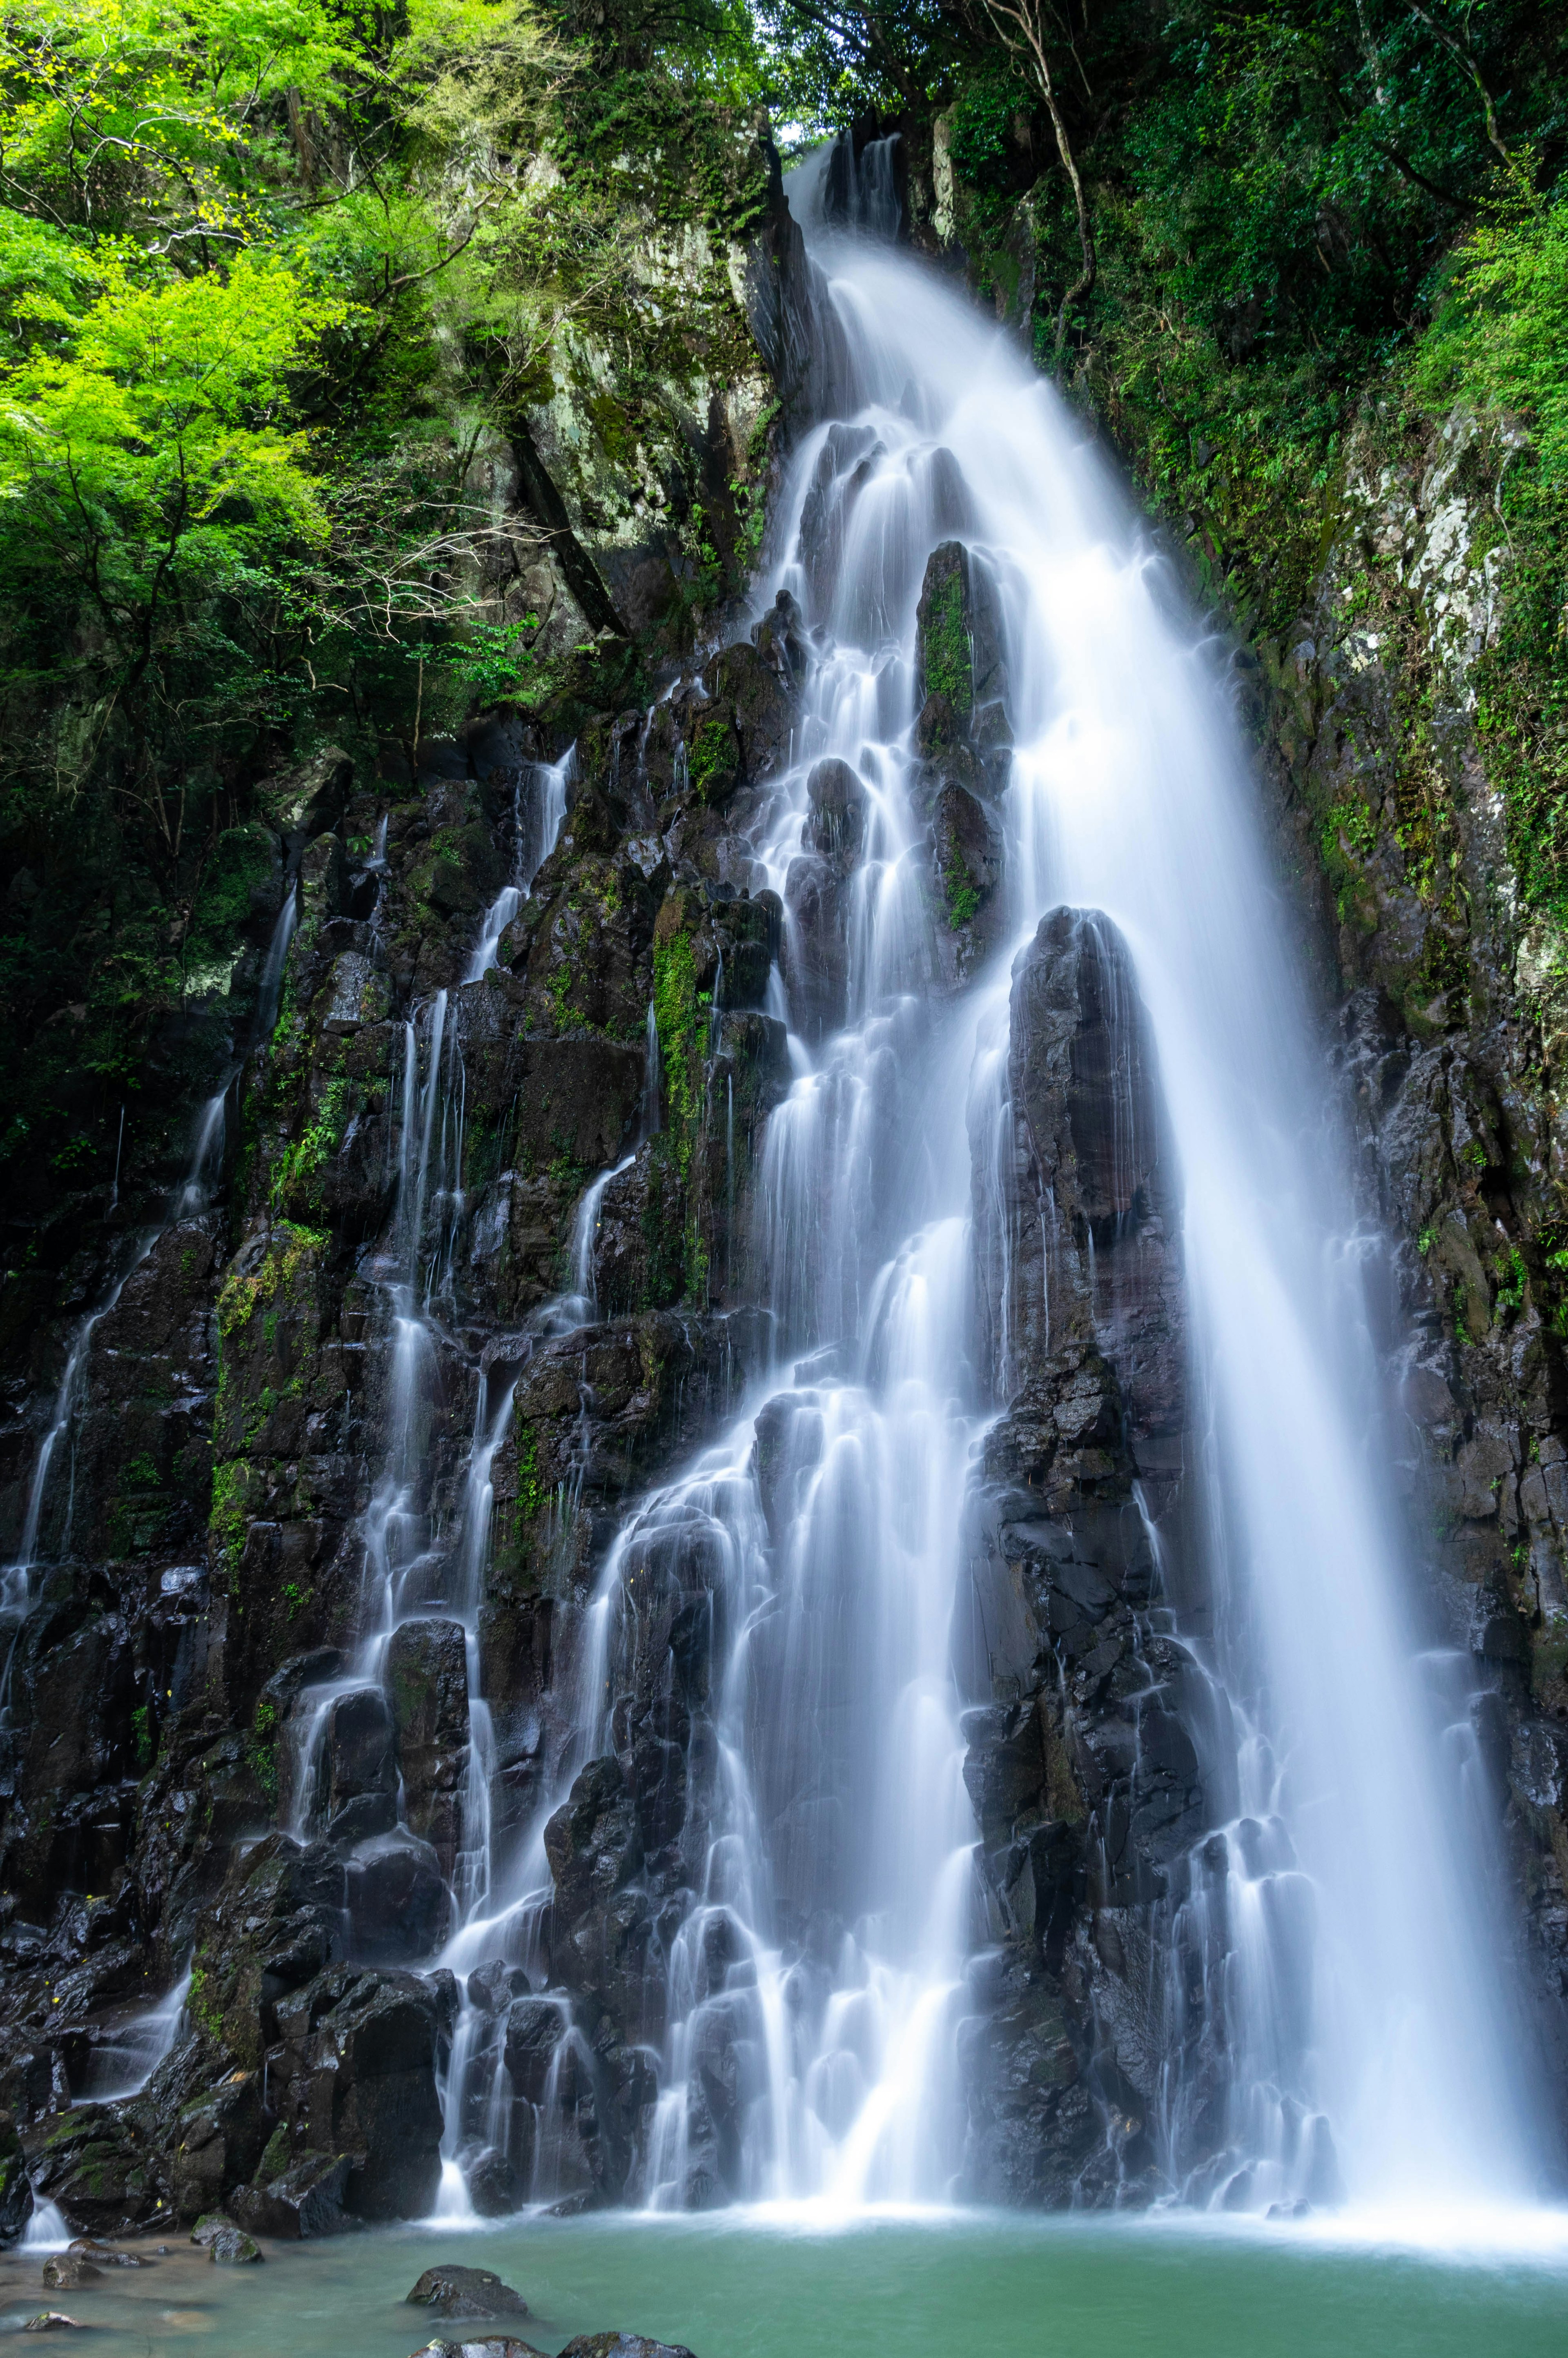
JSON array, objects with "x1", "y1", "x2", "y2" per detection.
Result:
[{"x1": 1, "y1": 2212, "x2": 1564, "y2": 2357}]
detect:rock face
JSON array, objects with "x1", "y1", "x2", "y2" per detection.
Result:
[
  {"x1": 0, "y1": 104, "x2": 819, "y2": 2240},
  {"x1": 960, "y1": 905, "x2": 1200, "y2": 2203}
]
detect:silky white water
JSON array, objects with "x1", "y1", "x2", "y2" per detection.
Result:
[{"x1": 730, "y1": 143, "x2": 1536, "y2": 2208}]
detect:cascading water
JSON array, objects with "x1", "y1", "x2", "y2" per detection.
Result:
[{"x1": 268, "y1": 136, "x2": 1547, "y2": 2229}]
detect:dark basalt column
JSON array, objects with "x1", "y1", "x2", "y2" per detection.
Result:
[{"x1": 960, "y1": 905, "x2": 1211, "y2": 2207}]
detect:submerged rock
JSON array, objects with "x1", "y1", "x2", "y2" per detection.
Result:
[
  {"x1": 406, "y1": 2264, "x2": 529, "y2": 2319},
  {"x1": 66, "y1": 2238, "x2": 143, "y2": 2269},
  {"x1": 557, "y1": 2337, "x2": 699, "y2": 2358},
  {"x1": 40, "y1": 2256, "x2": 99, "y2": 2289},
  {"x1": 407, "y1": 2341, "x2": 547, "y2": 2358},
  {"x1": 207, "y1": 2222, "x2": 262, "y2": 2263}
]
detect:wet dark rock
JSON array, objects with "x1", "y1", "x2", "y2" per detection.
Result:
[
  {"x1": 20, "y1": 2313, "x2": 80, "y2": 2332},
  {"x1": 406, "y1": 2264, "x2": 529, "y2": 2319},
  {"x1": 804, "y1": 759, "x2": 866, "y2": 873},
  {"x1": 321, "y1": 1688, "x2": 397, "y2": 1825},
  {"x1": 229, "y1": 2149, "x2": 350, "y2": 2239},
  {"x1": 915, "y1": 541, "x2": 1009, "y2": 758},
  {"x1": 185, "y1": 1833, "x2": 349, "y2": 2067},
  {"x1": 208, "y1": 2222, "x2": 262, "y2": 2262},
  {"x1": 40, "y1": 2256, "x2": 98, "y2": 2289},
  {"x1": 407, "y1": 2341, "x2": 547, "y2": 2358},
  {"x1": 464, "y1": 1961, "x2": 512, "y2": 2016},
  {"x1": 557, "y1": 2337, "x2": 699, "y2": 2358},
  {"x1": 959, "y1": 901, "x2": 1197, "y2": 2203},
  {"x1": 466, "y1": 2148, "x2": 521, "y2": 2216},
  {"x1": 0, "y1": 2109, "x2": 33, "y2": 2243},
  {"x1": 345, "y1": 1833, "x2": 450, "y2": 1965},
  {"x1": 25, "y1": 2105, "x2": 166, "y2": 2238},
  {"x1": 269, "y1": 1967, "x2": 443, "y2": 2220},
  {"x1": 65, "y1": 2239, "x2": 141, "y2": 2268},
  {"x1": 167, "y1": 2068, "x2": 267, "y2": 2219},
  {"x1": 387, "y1": 1620, "x2": 470, "y2": 1879},
  {"x1": 503, "y1": 1997, "x2": 566, "y2": 2105}
]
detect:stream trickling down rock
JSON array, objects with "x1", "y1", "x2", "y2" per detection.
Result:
[{"x1": 0, "y1": 135, "x2": 1557, "y2": 2247}]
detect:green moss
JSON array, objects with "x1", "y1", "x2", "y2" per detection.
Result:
[
  {"x1": 1317, "y1": 795, "x2": 1379, "y2": 923},
  {"x1": 208, "y1": 1456, "x2": 252, "y2": 1587},
  {"x1": 248, "y1": 1698, "x2": 279, "y2": 1804},
  {"x1": 217, "y1": 1222, "x2": 323, "y2": 1337},
  {"x1": 131, "y1": 1703, "x2": 154, "y2": 1772},
  {"x1": 922, "y1": 567, "x2": 972, "y2": 717},
  {"x1": 653, "y1": 929, "x2": 701, "y2": 1178},
  {"x1": 510, "y1": 1416, "x2": 546, "y2": 1553},
  {"x1": 270, "y1": 1075, "x2": 353, "y2": 1217},
  {"x1": 188, "y1": 1954, "x2": 225, "y2": 2045},
  {"x1": 944, "y1": 855, "x2": 982, "y2": 931},
  {"x1": 686, "y1": 713, "x2": 736, "y2": 801},
  {"x1": 1494, "y1": 1244, "x2": 1528, "y2": 1314}
]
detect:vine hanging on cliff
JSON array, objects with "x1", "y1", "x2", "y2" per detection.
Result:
[{"x1": 972, "y1": 0, "x2": 1095, "y2": 357}]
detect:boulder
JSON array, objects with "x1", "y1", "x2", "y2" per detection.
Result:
[
  {"x1": 320, "y1": 1687, "x2": 397, "y2": 1827},
  {"x1": 168, "y1": 2069, "x2": 267, "y2": 2219},
  {"x1": 26, "y1": 2106, "x2": 165, "y2": 2237},
  {"x1": 803, "y1": 759, "x2": 866, "y2": 873},
  {"x1": 66, "y1": 2238, "x2": 142, "y2": 2268},
  {"x1": 230, "y1": 2149, "x2": 350, "y2": 2240},
  {"x1": 345, "y1": 1830, "x2": 450, "y2": 1964},
  {"x1": 466, "y1": 2148, "x2": 521, "y2": 2216},
  {"x1": 209, "y1": 2223, "x2": 262, "y2": 2263},
  {"x1": 272, "y1": 1968, "x2": 444, "y2": 2220},
  {"x1": 40, "y1": 2257, "x2": 98, "y2": 2289},
  {"x1": 20, "y1": 2314, "x2": 80, "y2": 2333},
  {"x1": 406, "y1": 2264, "x2": 529, "y2": 2320},
  {"x1": 557, "y1": 2339, "x2": 699, "y2": 2358},
  {"x1": 544, "y1": 1755, "x2": 644, "y2": 1928},
  {"x1": 407, "y1": 2342, "x2": 547, "y2": 2358},
  {"x1": 387, "y1": 1619, "x2": 471, "y2": 1879}
]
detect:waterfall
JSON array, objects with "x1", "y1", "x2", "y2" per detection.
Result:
[
  {"x1": 465, "y1": 751, "x2": 574, "y2": 985},
  {"x1": 265, "y1": 134, "x2": 1546, "y2": 2226}
]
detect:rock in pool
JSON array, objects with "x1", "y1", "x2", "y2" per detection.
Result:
[
  {"x1": 210, "y1": 2225, "x2": 263, "y2": 2264},
  {"x1": 21, "y1": 2316, "x2": 80, "y2": 2334},
  {"x1": 40, "y1": 2257, "x2": 98, "y2": 2290},
  {"x1": 558, "y1": 2339, "x2": 699, "y2": 2358},
  {"x1": 406, "y1": 2265, "x2": 529, "y2": 2319},
  {"x1": 68, "y1": 2236, "x2": 145, "y2": 2267},
  {"x1": 408, "y1": 2342, "x2": 547, "y2": 2358}
]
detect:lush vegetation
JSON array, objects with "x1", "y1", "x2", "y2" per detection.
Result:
[
  {"x1": 0, "y1": 0, "x2": 775, "y2": 1209},
  {"x1": 3, "y1": 0, "x2": 1568, "y2": 1222}
]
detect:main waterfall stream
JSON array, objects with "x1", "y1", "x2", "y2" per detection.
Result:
[{"x1": 271, "y1": 133, "x2": 1550, "y2": 2235}]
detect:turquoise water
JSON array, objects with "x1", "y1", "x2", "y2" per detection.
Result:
[{"x1": 1, "y1": 2212, "x2": 1564, "y2": 2356}]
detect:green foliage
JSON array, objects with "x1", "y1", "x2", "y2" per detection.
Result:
[
  {"x1": 270, "y1": 1074, "x2": 352, "y2": 1214},
  {"x1": 1416, "y1": 180, "x2": 1568, "y2": 480},
  {"x1": 944, "y1": 855, "x2": 981, "y2": 930},
  {"x1": 922, "y1": 567, "x2": 971, "y2": 715},
  {"x1": 208, "y1": 1454, "x2": 250, "y2": 1583},
  {"x1": 653, "y1": 926, "x2": 701, "y2": 1177},
  {"x1": 0, "y1": 247, "x2": 344, "y2": 667},
  {"x1": 513, "y1": 1414, "x2": 543, "y2": 1533},
  {"x1": 131, "y1": 1702, "x2": 154, "y2": 1770},
  {"x1": 216, "y1": 1220, "x2": 321, "y2": 1334},
  {"x1": 248, "y1": 1696, "x2": 278, "y2": 1801}
]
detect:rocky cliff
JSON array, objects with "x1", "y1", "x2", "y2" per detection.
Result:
[{"x1": 1, "y1": 110, "x2": 1566, "y2": 2239}]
